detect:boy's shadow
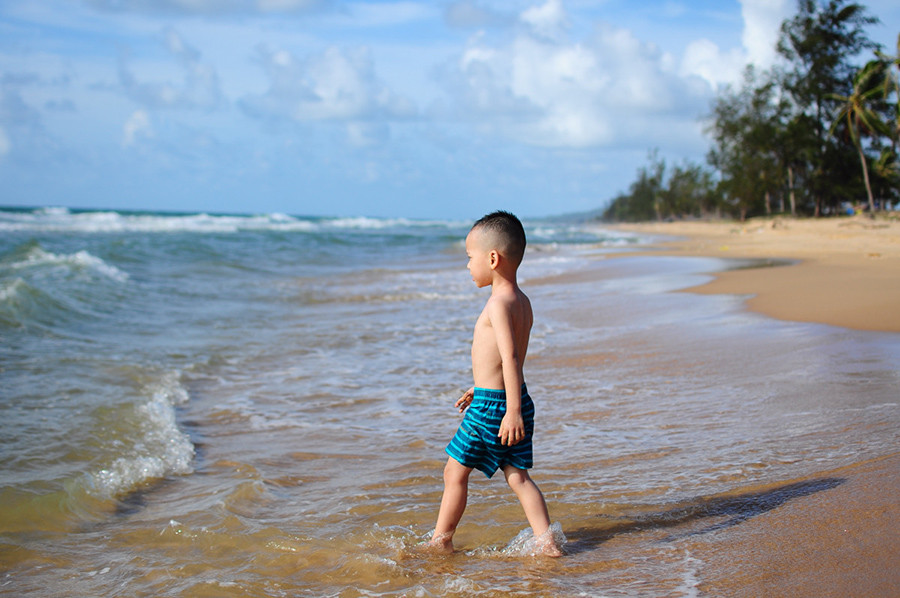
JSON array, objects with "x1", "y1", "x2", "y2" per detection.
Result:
[{"x1": 564, "y1": 477, "x2": 845, "y2": 553}]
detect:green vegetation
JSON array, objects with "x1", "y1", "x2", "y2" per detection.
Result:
[{"x1": 603, "y1": 0, "x2": 899, "y2": 222}]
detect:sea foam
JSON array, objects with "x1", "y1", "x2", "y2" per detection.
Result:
[
  {"x1": 0, "y1": 208, "x2": 317, "y2": 233},
  {"x1": 0, "y1": 207, "x2": 468, "y2": 235},
  {"x1": 7, "y1": 246, "x2": 129, "y2": 282},
  {"x1": 0, "y1": 278, "x2": 25, "y2": 303},
  {"x1": 85, "y1": 371, "x2": 194, "y2": 499}
]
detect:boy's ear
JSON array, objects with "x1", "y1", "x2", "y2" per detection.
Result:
[{"x1": 489, "y1": 249, "x2": 500, "y2": 269}]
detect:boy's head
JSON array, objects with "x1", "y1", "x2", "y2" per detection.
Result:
[{"x1": 469, "y1": 210, "x2": 527, "y2": 268}]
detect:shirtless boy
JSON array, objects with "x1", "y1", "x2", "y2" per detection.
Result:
[{"x1": 427, "y1": 211, "x2": 561, "y2": 556}]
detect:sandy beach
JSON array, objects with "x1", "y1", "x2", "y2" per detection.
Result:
[
  {"x1": 611, "y1": 216, "x2": 900, "y2": 597},
  {"x1": 611, "y1": 215, "x2": 900, "y2": 333}
]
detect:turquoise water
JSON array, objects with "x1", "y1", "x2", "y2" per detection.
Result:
[{"x1": 2, "y1": 207, "x2": 898, "y2": 596}]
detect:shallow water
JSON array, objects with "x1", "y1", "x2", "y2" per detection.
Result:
[{"x1": 2, "y1": 208, "x2": 898, "y2": 596}]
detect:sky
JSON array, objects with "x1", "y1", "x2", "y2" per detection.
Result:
[{"x1": 1, "y1": 0, "x2": 898, "y2": 219}]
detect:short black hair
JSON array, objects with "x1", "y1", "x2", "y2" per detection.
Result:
[{"x1": 471, "y1": 210, "x2": 527, "y2": 266}]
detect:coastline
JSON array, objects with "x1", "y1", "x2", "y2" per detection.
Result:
[
  {"x1": 608, "y1": 215, "x2": 900, "y2": 333},
  {"x1": 606, "y1": 216, "x2": 900, "y2": 596}
]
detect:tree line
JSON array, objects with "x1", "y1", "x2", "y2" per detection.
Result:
[{"x1": 603, "y1": 0, "x2": 899, "y2": 222}]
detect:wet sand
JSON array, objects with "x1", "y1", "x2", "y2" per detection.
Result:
[
  {"x1": 611, "y1": 215, "x2": 900, "y2": 332},
  {"x1": 695, "y1": 453, "x2": 900, "y2": 597},
  {"x1": 610, "y1": 216, "x2": 900, "y2": 597}
]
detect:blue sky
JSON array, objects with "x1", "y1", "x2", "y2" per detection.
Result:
[{"x1": 1, "y1": 0, "x2": 898, "y2": 219}]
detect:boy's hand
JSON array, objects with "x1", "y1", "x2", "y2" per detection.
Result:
[
  {"x1": 498, "y1": 412, "x2": 525, "y2": 446},
  {"x1": 455, "y1": 387, "x2": 475, "y2": 413}
]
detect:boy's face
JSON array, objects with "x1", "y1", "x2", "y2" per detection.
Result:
[{"x1": 465, "y1": 228, "x2": 494, "y2": 288}]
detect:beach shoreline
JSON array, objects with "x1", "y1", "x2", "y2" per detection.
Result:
[
  {"x1": 3, "y1": 209, "x2": 898, "y2": 596},
  {"x1": 608, "y1": 215, "x2": 900, "y2": 333},
  {"x1": 607, "y1": 216, "x2": 900, "y2": 597}
]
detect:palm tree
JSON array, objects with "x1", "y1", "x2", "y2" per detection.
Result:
[
  {"x1": 873, "y1": 148, "x2": 899, "y2": 190},
  {"x1": 876, "y1": 34, "x2": 900, "y2": 151},
  {"x1": 875, "y1": 36, "x2": 900, "y2": 208},
  {"x1": 829, "y1": 60, "x2": 891, "y2": 213}
]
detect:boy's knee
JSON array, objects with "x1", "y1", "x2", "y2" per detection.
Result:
[
  {"x1": 443, "y1": 459, "x2": 471, "y2": 485},
  {"x1": 504, "y1": 467, "x2": 531, "y2": 488}
]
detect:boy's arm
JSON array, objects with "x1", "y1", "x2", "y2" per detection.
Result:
[{"x1": 488, "y1": 297, "x2": 525, "y2": 446}]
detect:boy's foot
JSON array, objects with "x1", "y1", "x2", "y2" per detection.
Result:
[
  {"x1": 534, "y1": 529, "x2": 563, "y2": 557},
  {"x1": 421, "y1": 532, "x2": 454, "y2": 554},
  {"x1": 537, "y1": 541, "x2": 563, "y2": 557}
]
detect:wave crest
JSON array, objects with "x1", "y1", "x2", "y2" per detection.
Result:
[
  {"x1": 85, "y1": 371, "x2": 195, "y2": 499},
  {"x1": 3, "y1": 243, "x2": 129, "y2": 282},
  {"x1": 0, "y1": 208, "x2": 466, "y2": 235}
]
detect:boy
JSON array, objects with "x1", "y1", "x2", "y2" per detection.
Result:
[{"x1": 427, "y1": 211, "x2": 561, "y2": 556}]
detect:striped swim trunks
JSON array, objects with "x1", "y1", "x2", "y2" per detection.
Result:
[{"x1": 445, "y1": 385, "x2": 535, "y2": 478}]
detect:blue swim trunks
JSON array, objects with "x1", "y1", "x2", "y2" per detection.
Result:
[{"x1": 445, "y1": 385, "x2": 535, "y2": 478}]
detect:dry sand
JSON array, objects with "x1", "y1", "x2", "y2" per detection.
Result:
[
  {"x1": 611, "y1": 215, "x2": 900, "y2": 597},
  {"x1": 610, "y1": 215, "x2": 900, "y2": 333}
]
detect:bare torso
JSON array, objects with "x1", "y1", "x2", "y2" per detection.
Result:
[{"x1": 471, "y1": 287, "x2": 533, "y2": 390}]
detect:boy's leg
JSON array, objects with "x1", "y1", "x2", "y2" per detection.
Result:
[
  {"x1": 429, "y1": 457, "x2": 473, "y2": 551},
  {"x1": 502, "y1": 465, "x2": 551, "y2": 536},
  {"x1": 502, "y1": 465, "x2": 562, "y2": 556}
]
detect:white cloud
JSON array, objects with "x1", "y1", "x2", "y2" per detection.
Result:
[
  {"x1": 508, "y1": 36, "x2": 612, "y2": 146},
  {"x1": 438, "y1": 5, "x2": 710, "y2": 149},
  {"x1": 122, "y1": 109, "x2": 153, "y2": 146},
  {"x1": 680, "y1": 38, "x2": 747, "y2": 88},
  {"x1": 241, "y1": 45, "x2": 415, "y2": 125},
  {"x1": 520, "y1": 0, "x2": 569, "y2": 41},
  {"x1": 118, "y1": 29, "x2": 222, "y2": 111},
  {"x1": 679, "y1": 0, "x2": 791, "y2": 88},
  {"x1": 740, "y1": 0, "x2": 792, "y2": 68}
]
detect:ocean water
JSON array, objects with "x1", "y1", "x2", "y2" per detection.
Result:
[{"x1": 1, "y1": 207, "x2": 898, "y2": 596}]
